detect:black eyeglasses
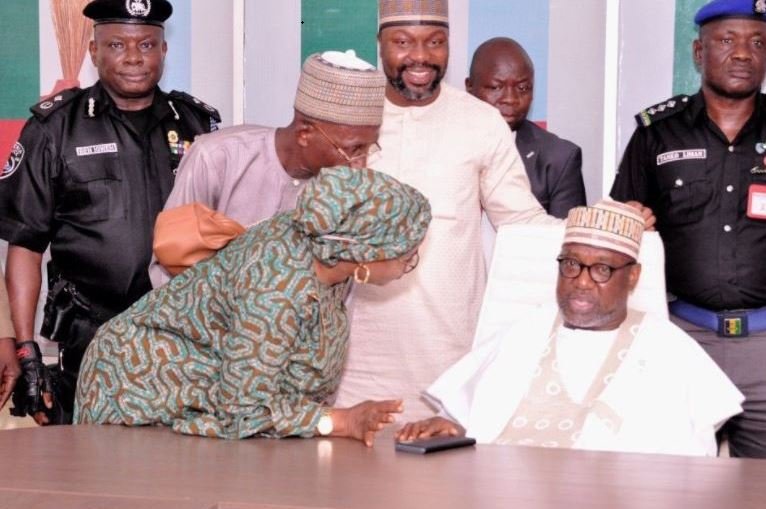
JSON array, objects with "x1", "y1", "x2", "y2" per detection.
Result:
[
  {"x1": 556, "y1": 257, "x2": 635, "y2": 284},
  {"x1": 402, "y1": 252, "x2": 419, "y2": 274},
  {"x1": 313, "y1": 123, "x2": 381, "y2": 164}
]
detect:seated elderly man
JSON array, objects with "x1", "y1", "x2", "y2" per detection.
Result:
[{"x1": 397, "y1": 200, "x2": 744, "y2": 456}]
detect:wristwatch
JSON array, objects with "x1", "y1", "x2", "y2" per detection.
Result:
[{"x1": 316, "y1": 408, "x2": 334, "y2": 436}]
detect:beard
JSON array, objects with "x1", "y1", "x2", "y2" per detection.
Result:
[
  {"x1": 388, "y1": 63, "x2": 445, "y2": 102},
  {"x1": 556, "y1": 291, "x2": 626, "y2": 331}
]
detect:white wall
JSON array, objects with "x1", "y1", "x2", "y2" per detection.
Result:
[
  {"x1": 546, "y1": 0, "x2": 677, "y2": 201},
  {"x1": 614, "y1": 0, "x2": 676, "y2": 180},
  {"x1": 444, "y1": 0, "x2": 469, "y2": 89},
  {"x1": 243, "y1": 1, "x2": 301, "y2": 127},
  {"x1": 191, "y1": 0, "x2": 235, "y2": 126},
  {"x1": 548, "y1": 0, "x2": 609, "y2": 202}
]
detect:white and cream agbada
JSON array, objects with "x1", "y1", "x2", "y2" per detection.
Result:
[
  {"x1": 426, "y1": 305, "x2": 743, "y2": 456},
  {"x1": 423, "y1": 200, "x2": 743, "y2": 456}
]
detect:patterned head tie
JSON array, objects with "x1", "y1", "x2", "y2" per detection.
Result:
[
  {"x1": 379, "y1": 0, "x2": 449, "y2": 30},
  {"x1": 694, "y1": 0, "x2": 766, "y2": 26},
  {"x1": 294, "y1": 50, "x2": 386, "y2": 127},
  {"x1": 563, "y1": 199, "x2": 645, "y2": 260},
  {"x1": 293, "y1": 166, "x2": 432, "y2": 266}
]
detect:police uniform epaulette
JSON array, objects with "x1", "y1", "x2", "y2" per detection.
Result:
[
  {"x1": 30, "y1": 88, "x2": 82, "y2": 120},
  {"x1": 635, "y1": 94, "x2": 690, "y2": 128},
  {"x1": 169, "y1": 91, "x2": 221, "y2": 122}
]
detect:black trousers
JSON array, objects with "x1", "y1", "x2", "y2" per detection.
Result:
[
  {"x1": 48, "y1": 312, "x2": 105, "y2": 425},
  {"x1": 671, "y1": 314, "x2": 766, "y2": 459}
]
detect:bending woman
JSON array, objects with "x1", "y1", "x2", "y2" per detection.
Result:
[{"x1": 74, "y1": 166, "x2": 431, "y2": 445}]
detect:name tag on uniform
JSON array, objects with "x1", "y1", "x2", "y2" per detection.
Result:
[
  {"x1": 747, "y1": 184, "x2": 766, "y2": 219},
  {"x1": 656, "y1": 149, "x2": 707, "y2": 166},
  {"x1": 75, "y1": 143, "x2": 118, "y2": 157}
]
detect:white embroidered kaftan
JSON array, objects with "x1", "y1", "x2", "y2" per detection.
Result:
[
  {"x1": 336, "y1": 84, "x2": 555, "y2": 420},
  {"x1": 427, "y1": 306, "x2": 744, "y2": 456}
]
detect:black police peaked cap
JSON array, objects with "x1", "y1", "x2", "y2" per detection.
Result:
[{"x1": 83, "y1": 0, "x2": 173, "y2": 27}]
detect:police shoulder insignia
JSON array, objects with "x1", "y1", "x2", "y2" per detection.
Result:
[
  {"x1": 30, "y1": 88, "x2": 82, "y2": 120},
  {"x1": 169, "y1": 91, "x2": 221, "y2": 123},
  {"x1": 635, "y1": 94, "x2": 690, "y2": 128},
  {"x1": 1, "y1": 141, "x2": 25, "y2": 180}
]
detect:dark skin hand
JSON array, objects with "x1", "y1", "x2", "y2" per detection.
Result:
[
  {"x1": 33, "y1": 395, "x2": 54, "y2": 426},
  {"x1": 330, "y1": 399, "x2": 404, "y2": 447},
  {"x1": 395, "y1": 416, "x2": 466, "y2": 442},
  {"x1": 6, "y1": 246, "x2": 52, "y2": 424},
  {"x1": 624, "y1": 201, "x2": 656, "y2": 231},
  {"x1": 0, "y1": 337, "x2": 20, "y2": 410}
]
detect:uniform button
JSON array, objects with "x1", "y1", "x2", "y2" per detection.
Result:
[
  {"x1": 293, "y1": 179, "x2": 301, "y2": 187},
  {"x1": 728, "y1": 145, "x2": 735, "y2": 152},
  {"x1": 675, "y1": 178, "x2": 684, "y2": 187},
  {"x1": 726, "y1": 185, "x2": 734, "y2": 192},
  {"x1": 724, "y1": 225, "x2": 732, "y2": 233}
]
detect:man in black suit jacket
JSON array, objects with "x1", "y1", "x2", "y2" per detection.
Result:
[{"x1": 466, "y1": 37, "x2": 586, "y2": 219}]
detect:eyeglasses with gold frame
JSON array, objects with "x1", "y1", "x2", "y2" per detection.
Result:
[{"x1": 313, "y1": 123, "x2": 381, "y2": 164}]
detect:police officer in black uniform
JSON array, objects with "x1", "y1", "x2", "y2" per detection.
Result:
[
  {"x1": 611, "y1": 0, "x2": 766, "y2": 458},
  {"x1": 0, "y1": 0, "x2": 219, "y2": 425}
]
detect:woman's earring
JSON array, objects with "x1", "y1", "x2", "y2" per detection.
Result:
[{"x1": 354, "y1": 264, "x2": 370, "y2": 284}]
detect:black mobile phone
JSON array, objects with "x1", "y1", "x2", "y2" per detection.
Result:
[{"x1": 395, "y1": 435, "x2": 477, "y2": 454}]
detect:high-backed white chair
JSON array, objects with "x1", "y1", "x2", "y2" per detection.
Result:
[{"x1": 473, "y1": 224, "x2": 668, "y2": 349}]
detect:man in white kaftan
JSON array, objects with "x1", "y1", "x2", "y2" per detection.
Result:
[
  {"x1": 424, "y1": 305, "x2": 743, "y2": 455},
  {"x1": 335, "y1": 0, "x2": 555, "y2": 422},
  {"x1": 396, "y1": 200, "x2": 743, "y2": 456}
]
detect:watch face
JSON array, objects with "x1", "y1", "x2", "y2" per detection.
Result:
[{"x1": 317, "y1": 414, "x2": 334, "y2": 436}]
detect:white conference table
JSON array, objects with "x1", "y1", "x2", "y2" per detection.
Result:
[{"x1": 1, "y1": 425, "x2": 764, "y2": 509}]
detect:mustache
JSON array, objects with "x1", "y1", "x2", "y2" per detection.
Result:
[
  {"x1": 563, "y1": 291, "x2": 597, "y2": 304},
  {"x1": 395, "y1": 63, "x2": 442, "y2": 75},
  {"x1": 728, "y1": 64, "x2": 753, "y2": 73},
  {"x1": 388, "y1": 62, "x2": 445, "y2": 101}
]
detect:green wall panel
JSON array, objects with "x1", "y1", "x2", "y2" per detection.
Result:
[
  {"x1": 301, "y1": 0, "x2": 378, "y2": 66},
  {"x1": 0, "y1": 0, "x2": 40, "y2": 118},
  {"x1": 673, "y1": 0, "x2": 707, "y2": 95}
]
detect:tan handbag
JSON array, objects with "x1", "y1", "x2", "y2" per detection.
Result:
[{"x1": 153, "y1": 203, "x2": 245, "y2": 276}]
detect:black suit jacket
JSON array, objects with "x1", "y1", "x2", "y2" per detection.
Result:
[{"x1": 514, "y1": 119, "x2": 586, "y2": 219}]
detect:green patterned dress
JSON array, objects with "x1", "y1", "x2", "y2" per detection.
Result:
[{"x1": 74, "y1": 212, "x2": 350, "y2": 439}]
